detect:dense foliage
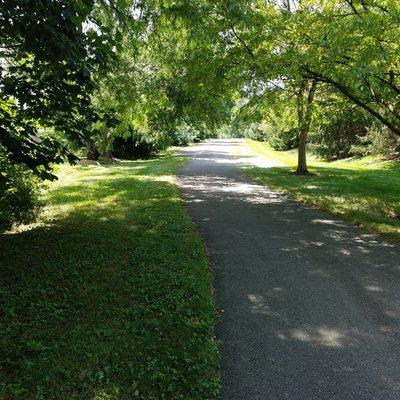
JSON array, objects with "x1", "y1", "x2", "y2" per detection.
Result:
[
  {"x1": 0, "y1": 0, "x2": 225, "y2": 226},
  {"x1": 2, "y1": 0, "x2": 400, "y2": 214},
  {"x1": 0, "y1": 147, "x2": 41, "y2": 230},
  {"x1": 160, "y1": 0, "x2": 400, "y2": 171},
  {"x1": 0, "y1": 0, "x2": 115, "y2": 178},
  {"x1": 3, "y1": 1, "x2": 400, "y2": 158},
  {"x1": 1, "y1": 1, "x2": 400, "y2": 398}
]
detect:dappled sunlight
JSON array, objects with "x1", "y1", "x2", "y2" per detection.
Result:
[
  {"x1": 247, "y1": 284, "x2": 400, "y2": 357},
  {"x1": 364, "y1": 284, "x2": 383, "y2": 292},
  {"x1": 5, "y1": 155, "x2": 184, "y2": 236},
  {"x1": 312, "y1": 218, "x2": 349, "y2": 228},
  {"x1": 239, "y1": 139, "x2": 288, "y2": 169},
  {"x1": 246, "y1": 284, "x2": 400, "y2": 350},
  {"x1": 80, "y1": 175, "x2": 110, "y2": 183},
  {"x1": 179, "y1": 174, "x2": 284, "y2": 205},
  {"x1": 178, "y1": 156, "x2": 240, "y2": 164},
  {"x1": 247, "y1": 294, "x2": 282, "y2": 319},
  {"x1": 177, "y1": 139, "x2": 400, "y2": 397},
  {"x1": 244, "y1": 284, "x2": 400, "y2": 353},
  {"x1": 281, "y1": 239, "x2": 325, "y2": 253},
  {"x1": 289, "y1": 326, "x2": 350, "y2": 348},
  {"x1": 178, "y1": 141, "x2": 400, "y2": 272},
  {"x1": 1, "y1": 153, "x2": 219, "y2": 399},
  {"x1": 353, "y1": 234, "x2": 396, "y2": 248},
  {"x1": 338, "y1": 248, "x2": 352, "y2": 256},
  {"x1": 242, "y1": 147, "x2": 400, "y2": 242},
  {"x1": 148, "y1": 174, "x2": 176, "y2": 183}
]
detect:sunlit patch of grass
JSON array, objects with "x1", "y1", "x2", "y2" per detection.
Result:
[
  {"x1": 243, "y1": 140, "x2": 400, "y2": 243},
  {"x1": 0, "y1": 152, "x2": 220, "y2": 399},
  {"x1": 245, "y1": 139, "x2": 297, "y2": 167}
]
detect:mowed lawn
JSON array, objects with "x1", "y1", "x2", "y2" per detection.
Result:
[
  {"x1": 243, "y1": 139, "x2": 400, "y2": 243},
  {"x1": 0, "y1": 153, "x2": 219, "y2": 399}
]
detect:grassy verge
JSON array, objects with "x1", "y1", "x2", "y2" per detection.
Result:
[
  {"x1": 0, "y1": 153, "x2": 219, "y2": 399},
  {"x1": 243, "y1": 139, "x2": 400, "y2": 243}
]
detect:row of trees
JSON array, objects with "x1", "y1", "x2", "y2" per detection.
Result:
[
  {"x1": 1, "y1": 0, "x2": 400, "y2": 226},
  {"x1": 0, "y1": 0, "x2": 225, "y2": 227},
  {"x1": 171, "y1": 0, "x2": 400, "y2": 173},
  {"x1": 0, "y1": 0, "x2": 220, "y2": 179}
]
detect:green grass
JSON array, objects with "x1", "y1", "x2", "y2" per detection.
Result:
[
  {"x1": 243, "y1": 139, "x2": 400, "y2": 243},
  {"x1": 0, "y1": 153, "x2": 220, "y2": 399}
]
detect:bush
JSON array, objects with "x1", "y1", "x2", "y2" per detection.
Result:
[
  {"x1": 350, "y1": 123, "x2": 400, "y2": 158},
  {"x1": 308, "y1": 103, "x2": 372, "y2": 160},
  {"x1": 171, "y1": 124, "x2": 197, "y2": 146},
  {"x1": 111, "y1": 127, "x2": 170, "y2": 159},
  {"x1": 171, "y1": 124, "x2": 215, "y2": 145},
  {"x1": 309, "y1": 122, "x2": 365, "y2": 160},
  {"x1": 244, "y1": 123, "x2": 266, "y2": 141},
  {"x1": 0, "y1": 150, "x2": 41, "y2": 230},
  {"x1": 268, "y1": 129, "x2": 298, "y2": 151}
]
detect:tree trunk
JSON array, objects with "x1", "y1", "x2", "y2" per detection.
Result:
[
  {"x1": 100, "y1": 150, "x2": 112, "y2": 159},
  {"x1": 297, "y1": 127, "x2": 308, "y2": 174},
  {"x1": 86, "y1": 142, "x2": 99, "y2": 160},
  {"x1": 296, "y1": 79, "x2": 317, "y2": 175}
]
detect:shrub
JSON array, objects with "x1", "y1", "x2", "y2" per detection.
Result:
[
  {"x1": 308, "y1": 102, "x2": 373, "y2": 160},
  {"x1": 171, "y1": 124, "x2": 215, "y2": 145},
  {"x1": 350, "y1": 123, "x2": 400, "y2": 158},
  {"x1": 0, "y1": 149, "x2": 41, "y2": 230},
  {"x1": 268, "y1": 129, "x2": 298, "y2": 151},
  {"x1": 309, "y1": 122, "x2": 365, "y2": 160},
  {"x1": 112, "y1": 129, "x2": 169, "y2": 159},
  {"x1": 171, "y1": 124, "x2": 197, "y2": 146},
  {"x1": 244, "y1": 123, "x2": 266, "y2": 141}
]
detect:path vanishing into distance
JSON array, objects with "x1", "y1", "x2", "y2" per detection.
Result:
[{"x1": 176, "y1": 139, "x2": 400, "y2": 400}]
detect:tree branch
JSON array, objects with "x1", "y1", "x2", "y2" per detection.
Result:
[
  {"x1": 304, "y1": 68, "x2": 400, "y2": 136},
  {"x1": 229, "y1": 25, "x2": 256, "y2": 59}
]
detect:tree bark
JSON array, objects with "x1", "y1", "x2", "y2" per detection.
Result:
[
  {"x1": 86, "y1": 142, "x2": 99, "y2": 160},
  {"x1": 296, "y1": 79, "x2": 317, "y2": 175},
  {"x1": 297, "y1": 127, "x2": 308, "y2": 174}
]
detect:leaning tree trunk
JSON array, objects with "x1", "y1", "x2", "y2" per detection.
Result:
[{"x1": 296, "y1": 79, "x2": 317, "y2": 175}]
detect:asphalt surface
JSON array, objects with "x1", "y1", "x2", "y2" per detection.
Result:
[{"x1": 176, "y1": 139, "x2": 400, "y2": 400}]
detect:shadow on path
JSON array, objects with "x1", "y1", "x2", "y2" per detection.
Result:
[{"x1": 177, "y1": 139, "x2": 400, "y2": 400}]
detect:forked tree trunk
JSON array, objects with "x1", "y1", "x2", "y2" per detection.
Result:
[{"x1": 296, "y1": 79, "x2": 318, "y2": 175}]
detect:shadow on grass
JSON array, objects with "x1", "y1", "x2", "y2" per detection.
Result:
[
  {"x1": 0, "y1": 156, "x2": 219, "y2": 399},
  {"x1": 242, "y1": 163, "x2": 400, "y2": 242}
]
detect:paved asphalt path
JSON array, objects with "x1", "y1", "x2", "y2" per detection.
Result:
[{"x1": 176, "y1": 139, "x2": 400, "y2": 400}]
